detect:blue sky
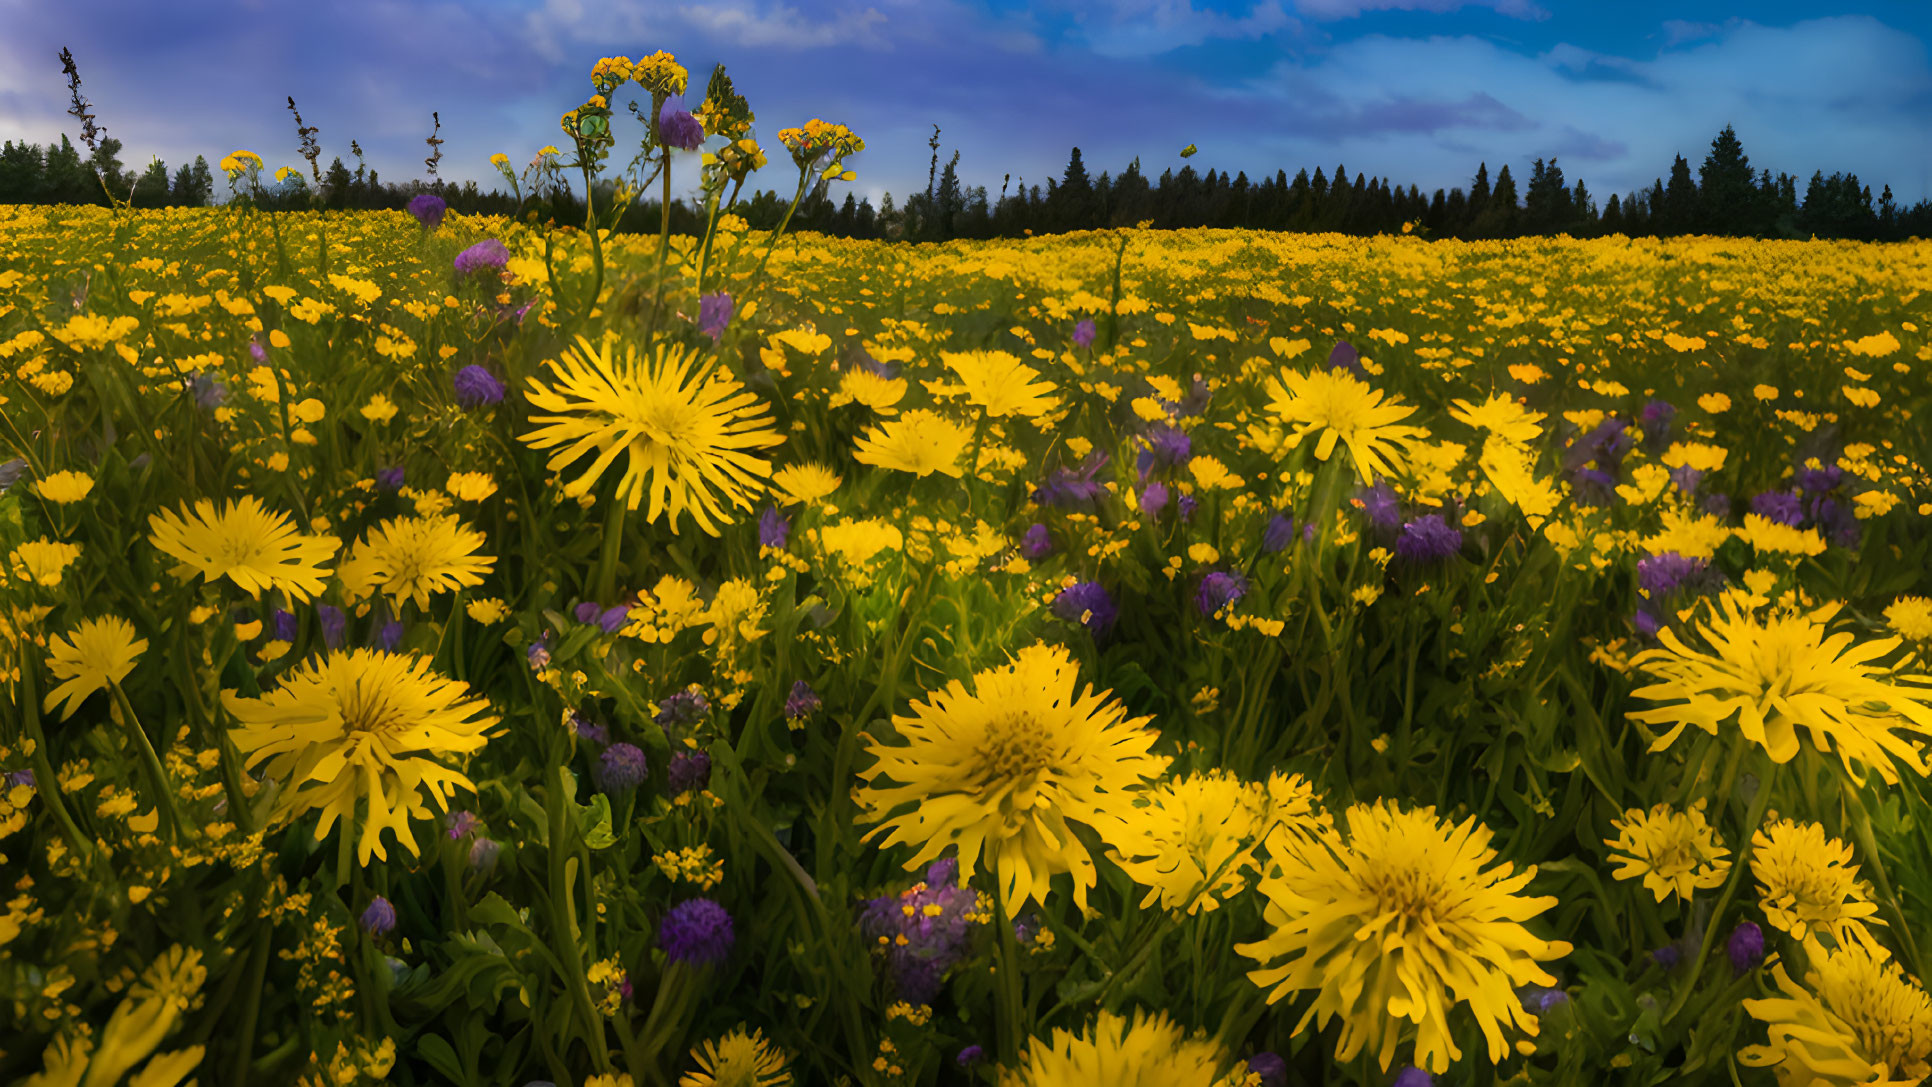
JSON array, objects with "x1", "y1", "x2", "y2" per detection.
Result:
[{"x1": 1, "y1": 0, "x2": 1928, "y2": 208}]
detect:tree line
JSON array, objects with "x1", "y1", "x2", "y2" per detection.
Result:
[{"x1": 3, "y1": 123, "x2": 1925, "y2": 243}]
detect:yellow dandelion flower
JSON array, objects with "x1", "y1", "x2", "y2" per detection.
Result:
[
  {"x1": 44, "y1": 616, "x2": 147, "y2": 721},
  {"x1": 1883, "y1": 597, "x2": 1932, "y2": 642},
  {"x1": 1254, "y1": 367, "x2": 1425, "y2": 483},
  {"x1": 32, "y1": 470, "x2": 94, "y2": 504},
  {"x1": 1479, "y1": 437, "x2": 1560, "y2": 527},
  {"x1": 858, "y1": 643, "x2": 1170, "y2": 917},
  {"x1": 225, "y1": 650, "x2": 498, "y2": 864},
  {"x1": 816, "y1": 518, "x2": 904, "y2": 570},
  {"x1": 1109, "y1": 770, "x2": 1327, "y2": 915},
  {"x1": 770, "y1": 462, "x2": 842, "y2": 506},
  {"x1": 1236, "y1": 801, "x2": 1571, "y2": 1074},
  {"x1": 678, "y1": 1027, "x2": 791, "y2": 1087},
  {"x1": 1752, "y1": 819, "x2": 1887, "y2": 951},
  {"x1": 831, "y1": 369, "x2": 906, "y2": 414},
  {"x1": 1698, "y1": 392, "x2": 1732, "y2": 413},
  {"x1": 338, "y1": 515, "x2": 494, "y2": 612},
  {"x1": 1738, "y1": 513, "x2": 1827, "y2": 557},
  {"x1": 521, "y1": 334, "x2": 784, "y2": 534},
  {"x1": 1603, "y1": 800, "x2": 1730, "y2": 904},
  {"x1": 1449, "y1": 393, "x2": 1544, "y2": 447},
  {"x1": 446, "y1": 472, "x2": 497, "y2": 502},
  {"x1": 465, "y1": 597, "x2": 509, "y2": 624},
  {"x1": 361, "y1": 394, "x2": 399, "y2": 423},
  {"x1": 1628, "y1": 591, "x2": 1932, "y2": 784},
  {"x1": 10, "y1": 538, "x2": 81, "y2": 587},
  {"x1": 942, "y1": 350, "x2": 1060, "y2": 418},
  {"x1": 852, "y1": 410, "x2": 973, "y2": 478},
  {"x1": 1740, "y1": 943, "x2": 1932, "y2": 1086},
  {"x1": 998, "y1": 1009, "x2": 1239, "y2": 1087},
  {"x1": 147, "y1": 496, "x2": 337, "y2": 601}
]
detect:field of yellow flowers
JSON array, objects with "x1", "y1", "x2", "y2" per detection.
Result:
[{"x1": 5, "y1": 55, "x2": 1932, "y2": 1087}]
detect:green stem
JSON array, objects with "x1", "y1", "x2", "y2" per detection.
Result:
[
  {"x1": 547, "y1": 764, "x2": 613, "y2": 1073},
  {"x1": 1835, "y1": 763, "x2": 1926, "y2": 981},
  {"x1": 109, "y1": 680, "x2": 190, "y2": 840},
  {"x1": 1663, "y1": 757, "x2": 1777, "y2": 1025},
  {"x1": 993, "y1": 896, "x2": 1027, "y2": 1066},
  {"x1": 16, "y1": 662, "x2": 91, "y2": 863},
  {"x1": 595, "y1": 500, "x2": 630, "y2": 604}
]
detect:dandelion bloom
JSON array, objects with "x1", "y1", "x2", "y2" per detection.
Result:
[
  {"x1": 678, "y1": 1027, "x2": 789, "y2": 1087},
  {"x1": 338, "y1": 515, "x2": 495, "y2": 612},
  {"x1": 997, "y1": 1009, "x2": 1237, "y2": 1087},
  {"x1": 32, "y1": 470, "x2": 94, "y2": 504},
  {"x1": 1886, "y1": 597, "x2": 1932, "y2": 642},
  {"x1": 1236, "y1": 801, "x2": 1572, "y2": 1074},
  {"x1": 941, "y1": 350, "x2": 1061, "y2": 418},
  {"x1": 1448, "y1": 394, "x2": 1544, "y2": 447},
  {"x1": 858, "y1": 643, "x2": 1169, "y2": 917},
  {"x1": 769, "y1": 462, "x2": 842, "y2": 506},
  {"x1": 148, "y1": 496, "x2": 337, "y2": 601},
  {"x1": 11, "y1": 538, "x2": 81, "y2": 587},
  {"x1": 44, "y1": 616, "x2": 147, "y2": 720},
  {"x1": 521, "y1": 334, "x2": 783, "y2": 534},
  {"x1": 852, "y1": 410, "x2": 973, "y2": 478},
  {"x1": 1109, "y1": 770, "x2": 1327, "y2": 915},
  {"x1": 1602, "y1": 801, "x2": 1730, "y2": 904},
  {"x1": 1628, "y1": 591, "x2": 1932, "y2": 784},
  {"x1": 1751, "y1": 819, "x2": 1887, "y2": 953},
  {"x1": 225, "y1": 649, "x2": 498, "y2": 864},
  {"x1": 1739, "y1": 942, "x2": 1932, "y2": 1086},
  {"x1": 1254, "y1": 366, "x2": 1424, "y2": 484}
]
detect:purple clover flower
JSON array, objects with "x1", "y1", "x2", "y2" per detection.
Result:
[
  {"x1": 1728, "y1": 921, "x2": 1765, "y2": 975},
  {"x1": 1135, "y1": 426, "x2": 1192, "y2": 478},
  {"x1": 1636, "y1": 553, "x2": 1712, "y2": 598},
  {"x1": 598, "y1": 606, "x2": 628, "y2": 634},
  {"x1": 454, "y1": 239, "x2": 510, "y2": 279},
  {"x1": 1572, "y1": 467, "x2": 1618, "y2": 508},
  {"x1": 758, "y1": 505, "x2": 791, "y2": 550},
  {"x1": 1247, "y1": 1052, "x2": 1286, "y2": 1087},
  {"x1": 376, "y1": 465, "x2": 406, "y2": 491},
  {"x1": 860, "y1": 861, "x2": 982, "y2": 1004},
  {"x1": 1669, "y1": 465, "x2": 1704, "y2": 495},
  {"x1": 784, "y1": 680, "x2": 821, "y2": 722},
  {"x1": 956, "y1": 1046, "x2": 984, "y2": 1068},
  {"x1": 407, "y1": 193, "x2": 447, "y2": 229},
  {"x1": 376, "y1": 620, "x2": 404, "y2": 652},
  {"x1": 574, "y1": 601, "x2": 603, "y2": 625},
  {"x1": 1262, "y1": 513, "x2": 1300, "y2": 554},
  {"x1": 572, "y1": 713, "x2": 609, "y2": 747},
  {"x1": 596, "y1": 743, "x2": 649, "y2": 794},
  {"x1": 1021, "y1": 523, "x2": 1053, "y2": 560},
  {"x1": 1392, "y1": 1066, "x2": 1434, "y2": 1087},
  {"x1": 1327, "y1": 340, "x2": 1366, "y2": 378},
  {"x1": 1072, "y1": 319, "x2": 1096, "y2": 347},
  {"x1": 1139, "y1": 480, "x2": 1169, "y2": 519},
  {"x1": 1751, "y1": 490, "x2": 1805, "y2": 527},
  {"x1": 668, "y1": 751, "x2": 712, "y2": 794},
  {"x1": 447, "y1": 811, "x2": 481, "y2": 840},
  {"x1": 1797, "y1": 464, "x2": 1844, "y2": 494},
  {"x1": 361, "y1": 896, "x2": 397, "y2": 935},
  {"x1": 698, "y1": 292, "x2": 733, "y2": 341},
  {"x1": 1052, "y1": 581, "x2": 1119, "y2": 638},
  {"x1": 1357, "y1": 480, "x2": 1402, "y2": 528},
  {"x1": 453, "y1": 365, "x2": 504, "y2": 408},
  {"x1": 271, "y1": 609, "x2": 298, "y2": 643},
  {"x1": 655, "y1": 688, "x2": 709, "y2": 729},
  {"x1": 659, "y1": 898, "x2": 734, "y2": 965},
  {"x1": 318, "y1": 604, "x2": 346, "y2": 649},
  {"x1": 1032, "y1": 452, "x2": 1110, "y2": 510},
  {"x1": 1196, "y1": 571, "x2": 1248, "y2": 618},
  {"x1": 1395, "y1": 515, "x2": 1462, "y2": 564},
  {"x1": 657, "y1": 99, "x2": 705, "y2": 151}
]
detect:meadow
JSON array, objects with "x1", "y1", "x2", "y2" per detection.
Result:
[{"x1": 4, "y1": 54, "x2": 1932, "y2": 1087}]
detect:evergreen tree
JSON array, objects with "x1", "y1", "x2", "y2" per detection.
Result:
[
  {"x1": 0, "y1": 141, "x2": 44, "y2": 203},
  {"x1": 1601, "y1": 193, "x2": 1624, "y2": 235},
  {"x1": 1698, "y1": 124, "x2": 1757, "y2": 235},
  {"x1": 1469, "y1": 164, "x2": 1517, "y2": 237},
  {"x1": 1522, "y1": 157, "x2": 1573, "y2": 235},
  {"x1": 86, "y1": 136, "x2": 127, "y2": 203},
  {"x1": 1661, "y1": 154, "x2": 1699, "y2": 234},
  {"x1": 1466, "y1": 162, "x2": 1492, "y2": 233},
  {"x1": 1049, "y1": 147, "x2": 1094, "y2": 232},
  {"x1": 323, "y1": 155, "x2": 353, "y2": 208},
  {"x1": 134, "y1": 157, "x2": 171, "y2": 207},
  {"x1": 43, "y1": 135, "x2": 91, "y2": 204}
]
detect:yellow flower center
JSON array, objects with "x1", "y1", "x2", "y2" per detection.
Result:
[{"x1": 977, "y1": 713, "x2": 1054, "y2": 785}]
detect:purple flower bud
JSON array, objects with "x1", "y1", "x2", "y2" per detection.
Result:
[
  {"x1": 1032, "y1": 452, "x2": 1110, "y2": 509},
  {"x1": 1327, "y1": 340, "x2": 1365, "y2": 377},
  {"x1": 377, "y1": 466, "x2": 405, "y2": 491},
  {"x1": 453, "y1": 365, "x2": 505, "y2": 408},
  {"x1": 527, "y1": 633, "x2": 552, "y2": 670},
  {"x1": 1196, "y1": 571, "x2": 1248, "y2": 618},
  {"x1": 1176, "y1": 493, "x2": 1197, "y2": 522},
  {"x1": 572, "y1": 713, "x2": 609, "y2": 747},
  {"x1": 1395, "y1": 514, "x2": 1462, "y2": 565},
  {"x1": 1572, "y1": 467, "x2": 1618, "y2": 507},
  {"x1": 1751, "y1": 490, "x2": 1804, "y2": 527},
  {"x1": 1728, "y1": 921, "x2": 1764, "y2": 975},
  {"x1": 657, "y1": 98, "x2": 705, "y2": 151},
  {"x1": 758, "y1": 505, "x2": 790, "y2": 550},
  {"x1": 598, "y1": 606, "x2": 629, "y2": 634},
  {"x1": 1072, "y1": 319, "x2": 1096, "y2": 348},
  {"x1": 454, "y1": 238, "x2": 510, "y2": 279},
  {"x1": 1052, "y1": 580, "x2": 1118, "y2": 638},
  {"x1": 407, "y1": 193, "x2": 448, "y2": 229},
  {"x1": 1669, "y1": 465, "x2": 1703, "y2": 495},
  {"x1": 596, "y1": 742, "x2": 649, "y2": 793},
  {"x1": 447, "y1": 811, "x2": 480, "y2": 840},
  {"x1": 1651, "y1": 944, "x2": 1681, "y2": 969},
  {"x1": 1135, "y1": 426, "x2": 1192, "y2": 478},
  {"x1": 1357, "y1": 480, "x2": 1401, "y2": 527},
  {"x1": 468, "y1": 836, "x2": 501, "y2": 873},
  {"x1": 926, "y1": 857, "x2": 958, "y2": 887},
  {"x1": 361, "y1": 895, "x2": 397, "y2": 935},
  {"x1": 1391, "y1": 1067, "x2": 1434, "y2": 1087},
  {"x1": 784, "y1": 680, "x2": 821, "y2": 721},
  {"x1": 1796, "y1": 464, "x2": 1843, "y2": 494},
  {"x1": 1634, "y1": 608, "x2": 1663, "y2": 638},
  {"x1": 698, "y1": 292, "x2": 734, "y2": 342},
  {"x1": 271, "y1": 609, "x2": 298, "y2": 643},
  {"x1": 1701, "y1": 491, "x2": 1732, "y2": 517},
  {"x1": 574, "y1": 601, "x2": 603, "y2": 625},
  {"x1": 659, "y1": 898, "x2": 734, "y2": 965},
  {"x1": 6, "y1": 769, "x2": 35, "y2": 788},
  {"x1": 1248, "y1": 1052, "x2": 1286, "y2": 1087},
  {"x1": 1021, "y1": 523, "x2": 1053, "y2": 560},
  {"x1": 668, "y1": 751, "x2": 712, "y2": 794},
  {"x1": 318, "y1": 604, "x2": 346, "y2": 649},
  {"x1": 956, "y1": 1046, "x2": 984, "y2": 1067},
  {"x1": 1140, "y1": 480, "x2": 1169, "y2": 518},
  {"x1": 248, "y1": 338, "x2": 268, "y2": 363},
  {"x1": 1262, "y1": 513, "x2": 1299, "y2": 554},
  {"x1": 1639, "y1": 399, "x2": 1676, "y2": 447},
  {"x1": 377, "y1": 621, "x2": 404, "y2": 651}
]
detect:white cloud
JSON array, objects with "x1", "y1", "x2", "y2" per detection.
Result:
[
  {"x1": 1293, "y1": 0, "x2": 1547, "y2": 21},
  {"x1": 1078, "y1": 0, "x2": 1297, "y2": 58}
]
